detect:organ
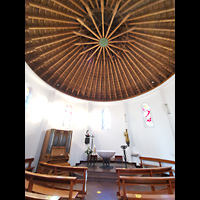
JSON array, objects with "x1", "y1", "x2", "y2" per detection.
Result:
[{"x1": 38, "y1": 129, "x2": 72, "y2": 167}]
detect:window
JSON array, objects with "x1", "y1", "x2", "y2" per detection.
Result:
[
  {"x1": 142, "y1": 103, "x2": 153, "y2": 127},
  {"x1": 63, "y1": 105, "x2": 73, "y2": 127},
  {"x1": 25, "y1": 83, "x2": 32, "y2": 110},
  {"x1": 102, "y1": 108, "x2": 111, "y2": 130}
]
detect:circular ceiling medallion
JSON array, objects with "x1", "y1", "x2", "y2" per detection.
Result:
[
  {"x1": 99, "y1": 38, "x2": 108, "y2": 47},
  {"x1": 25, "y1": 0, "x2": 175, "y2": 101}
]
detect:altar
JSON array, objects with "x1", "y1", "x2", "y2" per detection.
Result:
[{"x1": 97, "y1": 150, "x2": 115, "y2": 169}]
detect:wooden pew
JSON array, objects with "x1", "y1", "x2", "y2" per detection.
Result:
[
  {"x1": 116, "y1": 167, "x2": 174, "y2": 198},
  {"x1": 119, "y1": 176, "x2": 175, "y2": 200},
  {"x1": 25, "y1": 170, "x2": 78, "y2": 200},
  {"x1": 38, "y1": 162, "x2": 88, "y2": 200},
  {"x1": 124, "y1": 194, "x2": 175, "y2": 199},
  {"x1": 25, "y1": 191, "x2": 61, "y2": 200},
  {"x1": 25, "y1": 158, "x2": 35, "y2": 172},
  {"x1": 139, "y1": 156, "x2": 175, "y2": 174}
]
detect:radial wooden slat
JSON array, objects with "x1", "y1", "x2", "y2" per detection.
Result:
[{"x1": 25, "y1": 0, "x2": 175, "y2": 101}]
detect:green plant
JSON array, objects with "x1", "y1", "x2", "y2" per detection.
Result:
[{"x1": 85, "y1": 147, "x2": 93, "y2": 155}]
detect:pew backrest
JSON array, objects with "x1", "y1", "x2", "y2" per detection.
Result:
[
  {"x1": 38, "y1": 162, "x2": 88, "y2": 199},
  {"x1": 25, "y1": 170, "x2": 78, "y2": 200},
  {"x1": 119, "y1": 176, "x2": 175, "y2": 200},
  {"x1": 116, "y1": 166, "x2": 173, "y2": 177},
  {"x1": 116, "y1": 166, "x2": 173, "y2": 197},
  {"x1": 139, "y1": 156, "x2": 175, "y2": 173},
  {"x1": 25, "y1": 158, "x2": 35, "y2": 172}
]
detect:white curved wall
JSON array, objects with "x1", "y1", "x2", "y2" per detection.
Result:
[
  {"x1": 87, "y1": 76, "x2": 175, "y2": 164},
  {"x1": 25, "y1": 62, "x2": 175, "y2": 169},
  {"x1": 25, "y1": 62, "x2": 89, "y2": 169}
]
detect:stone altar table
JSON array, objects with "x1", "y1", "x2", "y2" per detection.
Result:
[{"x1": 97, "y1": 150, "x2": 116, "y2": 169}]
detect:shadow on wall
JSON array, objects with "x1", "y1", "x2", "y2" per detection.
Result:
[
  {"x1": 69, "y1": 136, "x2": 85, "y2": 166},
  {"x1": 33, "y1": 129, "x2": 47, "y2": 172}
]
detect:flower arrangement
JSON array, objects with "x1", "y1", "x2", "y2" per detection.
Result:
[{"x1": 85, "y1": 147, "x2": 93, "y2": 155}]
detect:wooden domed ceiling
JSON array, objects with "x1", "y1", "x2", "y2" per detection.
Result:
[{"x1": 25, "y1": 0, "x2": 175, "y2": 101}]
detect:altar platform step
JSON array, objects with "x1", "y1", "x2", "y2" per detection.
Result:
[
  {"x1": 87, "y1": 169, "x2": 118, "y2": 182},
  {"x1": 77, "y1": 162, "x2": 136, "y2": 182}
]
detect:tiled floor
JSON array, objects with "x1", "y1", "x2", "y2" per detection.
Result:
[
  {"x1": 76, "y1": 162, "x2": 135, "y2": 199},
  {"x1": 76, "y1": 162, "x2": 167, "y2": 200},
  {"x1": 84, "y1": 180, "x2": 118, "y2": 200}
]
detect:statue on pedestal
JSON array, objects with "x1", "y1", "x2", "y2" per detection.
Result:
[{"x1": 124, "y1": 129, "x2": 130, "y2": 147}]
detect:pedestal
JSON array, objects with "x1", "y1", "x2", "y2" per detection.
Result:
[
  {"x1": 121, "y1": 145, "x2": 128, "y2": 168},
  {"x1": 97, "y1": 150, "x2": 115, "y2": 169},
  {"x1": 90, "y1": 154, "x2": 97, "y2": 167},
  {"x1": 99, "y1": 158, "x2": 113, "y2": 169},
  {"x1": 87, "y1": 154, "x2": 90, "y2": 167}
]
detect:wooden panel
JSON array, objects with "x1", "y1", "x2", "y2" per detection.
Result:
[{"x1": 25, "y1": 0, "x2": 175, "y2": 101}]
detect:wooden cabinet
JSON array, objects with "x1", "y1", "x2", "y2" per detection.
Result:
[{"x1": 38, "y1": 129, "x2": 72, "y2": 166}]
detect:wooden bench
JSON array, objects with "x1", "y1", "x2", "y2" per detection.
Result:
[
  {"x1": 139, "y1": 156, "x2": 175, "y2": 174},
  {"x1": 25, "y1": 158, "x2": 35, "y2": 172},
  {"x1": 38, "y1": 162, "x2": 88, "y2": 200},
  {"x1": 25, "y1": 191, "x2": 61, "y2": 200},
  {"x1": 119, "y1": 176, "x2": 175, "y2": 200},
  {"x1": 116, "y1": 167, "x2": 174, "y2": 198},
  {"x1": 25, "y1": 170, "x2": 78, "y2": 200},
  {"x1": 125, "y1": 193, "x2": 175, "y2": 199}
]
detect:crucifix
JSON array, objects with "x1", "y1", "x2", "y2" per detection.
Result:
[{"x1": 91, "y1": 134, "x2": 95, "y2": 151}]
